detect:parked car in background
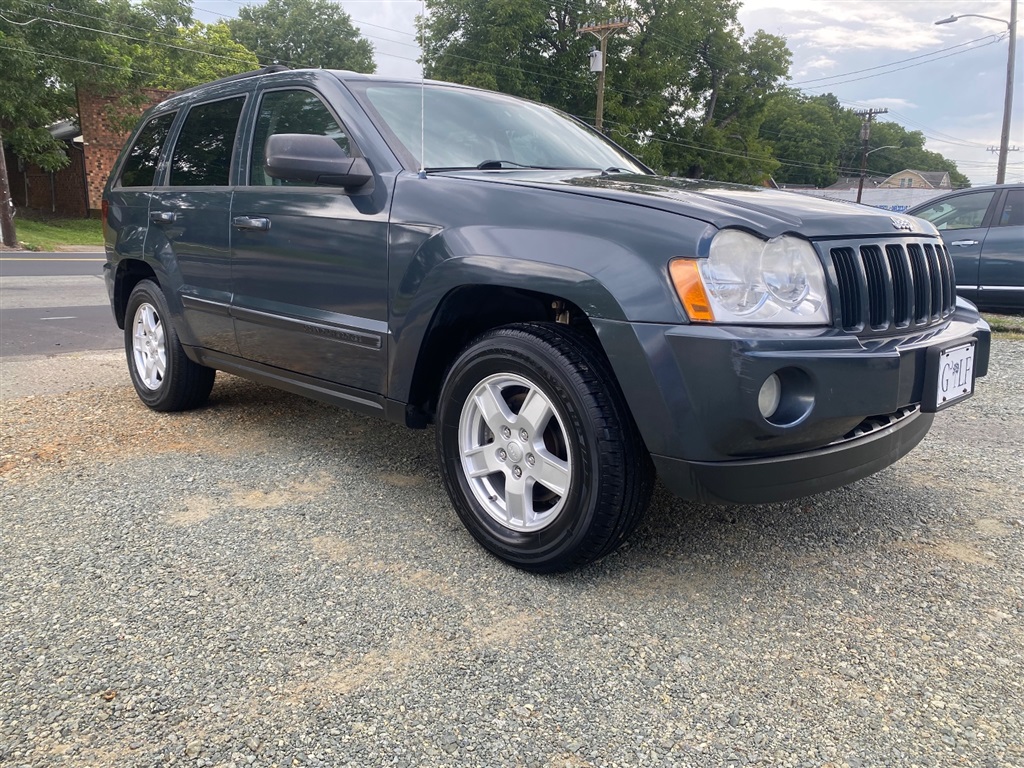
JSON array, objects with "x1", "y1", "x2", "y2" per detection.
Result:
[
  {"x1": 103, "y1": 67, "x2": 991, "y2": 572},
  {"x1": 908, "y1": 184, "x2": 1024, "y2": 312}
]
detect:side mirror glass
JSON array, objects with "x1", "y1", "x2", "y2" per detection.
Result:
[{"x1": 265, "y1": 134, "x2": 372, "y2": 189}]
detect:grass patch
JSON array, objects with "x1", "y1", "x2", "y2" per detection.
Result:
[
  {"x1": 983, "y1": 312, "x2": 1024, "y2": 340},
  {"x1": 10, "y1": 216, "x2": 103, "y2": 251}
]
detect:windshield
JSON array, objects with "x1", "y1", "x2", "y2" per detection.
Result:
[{"x1": 355, "y1": 82, "x2": 647, "y2": 174}]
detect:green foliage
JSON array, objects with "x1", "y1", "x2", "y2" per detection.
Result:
[
  {"x1": 420, "y1": 0, "x2": 969, "y2": 188},
  {"x1": 1, "y1": 0, "x2": 259, "y2": 169},
  {"x1": 421, "y1": 0, "x2": 792, "y2": 184},
  {"x1": 144, "y1": 21, "x2": 258, "y2": 90},
  {"x1": 229, "y1": 0, "x2": 375, "y2": 72},
  {"x1": 760, "y1": 91, "x2": 970, "y2": 188}
]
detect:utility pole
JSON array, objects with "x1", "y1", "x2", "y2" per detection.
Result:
[
  {"x1": 988, "y1": 143, "x2": 1021, "y2": 175},
  {"x1": 999, "y1": 0, "x2": 1018, "y2": 184},
  {"x1": 855, "y1": 108, "x2": 888, "y2": 204},
  {"x1": 0, "y1": 126, "x2": 16, "y2": 248},
  {"x1": 578, "y1": 18, "x2": 630, "y2": 133}
]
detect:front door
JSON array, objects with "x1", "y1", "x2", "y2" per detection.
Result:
[{"x1": 230, "y1": 86, "x2": 390, "y2": 394}]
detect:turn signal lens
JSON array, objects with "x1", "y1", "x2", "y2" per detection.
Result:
[{"x1": 669, "y1": 259, "x2": 715, "y2": 322}]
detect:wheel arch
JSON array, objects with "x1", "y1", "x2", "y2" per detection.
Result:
[
  {"x1": 398, "y1": 282, "x2": 602, "y2": 426},
  {"x1": 113, "y1": 259, "x2": 159, "y2": 329}
]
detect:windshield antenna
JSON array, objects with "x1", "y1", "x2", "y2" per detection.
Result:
[{"x1": 418, "y1": 0, "x2": 427, "y2": 179}]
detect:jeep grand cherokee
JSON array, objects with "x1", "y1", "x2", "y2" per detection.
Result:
[{"x1": 103, "y1": 67, "x2": 991, "y2": 572}]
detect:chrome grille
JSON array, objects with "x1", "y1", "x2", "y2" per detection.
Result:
[{"x1": 827, "y1": 239, "x2": 956, "y2": 333}]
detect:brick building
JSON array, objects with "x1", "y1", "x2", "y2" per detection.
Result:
[
  {"x1": 77, "y1": 88, "x2": 172, "y2": 215},
  {"x1": 3, "y1": 87, "x2": 171, "y2": 218}
]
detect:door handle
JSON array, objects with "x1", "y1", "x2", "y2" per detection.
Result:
[
  {"x1": 232, "y1": 216, "x2": 271, "y2": 232},
  {"x1": 150, "y1": 210, "x2": 176, "y2": 224},
  {"x1": 950, "y1": 239, "x2": 979, "y2": 247}
]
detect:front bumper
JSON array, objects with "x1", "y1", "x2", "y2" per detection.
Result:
[{"x1": 593, "y1": 303, "x2": 990, "y2": 504}]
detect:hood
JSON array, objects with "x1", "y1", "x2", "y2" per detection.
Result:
[{"x1": 434, "y1": 170, "x2": 938, "y2": 240}]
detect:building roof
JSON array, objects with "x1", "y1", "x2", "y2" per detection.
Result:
[
  {"x1": 47, "y1": 119, "x2": 81, "y2": 143},
  {"x1": 824, "y1": 176, "x2": 884, "y2": 191},
  {"x1": 880, "y1": 169, "x2": 951, "y2": 189}
]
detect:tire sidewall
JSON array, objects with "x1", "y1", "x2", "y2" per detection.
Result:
[
  {"x1": 124, "y1": 280, "x2": 177, "y2": 410},
  {"x1": 438, "y1": 334, "x2": 603, "y2": 568}
]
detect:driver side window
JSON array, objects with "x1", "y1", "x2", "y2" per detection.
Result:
[{"x1": 250, "y1": 90, "x2": 350, "y2": 186}]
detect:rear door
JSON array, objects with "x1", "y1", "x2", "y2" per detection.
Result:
[
  {"x1": 146, "y1": 94, "x2": 248, "y2": 354},
  {"x1": 230, "y1": 81, "x2": 390, "y2": 394},
  {"x1": 106, "y1": 111, "x2": 177, "y2": 267},
  {"x1": 978, "y1": 187, "x2": 1024, "y2": 310},
  {"x1": 913, "y1": 189, "x2": 998, "y2": 304}
]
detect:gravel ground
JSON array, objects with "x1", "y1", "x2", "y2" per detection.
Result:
[{"x1": 1, "y1": 341, "x2": 1022, "y2": 768}]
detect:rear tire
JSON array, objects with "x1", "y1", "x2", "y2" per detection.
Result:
[
  {"x1": 124, "y1": 280, "x2": 215, "y2": 412},
  {"x1": 436, "y1": 322, "x2": 654, "y2": 572}
]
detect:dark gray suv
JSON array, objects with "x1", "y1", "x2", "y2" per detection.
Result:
[{"x1": 103, "y1": 67, "x2": 991, "y2": 572}]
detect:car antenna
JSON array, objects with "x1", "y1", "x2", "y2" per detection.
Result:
[{"x1": 418, "y1": 0, "x2": 427, "y2": 180}]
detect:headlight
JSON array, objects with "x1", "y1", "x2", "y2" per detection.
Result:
[{"x1": 670, "y1": 230, "x2": 830, "y2": 324}]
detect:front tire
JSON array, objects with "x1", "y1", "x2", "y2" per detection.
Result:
[
  {"x1": 124, "y1": 280, "x2": 215, "y2": 412},
  {"x1": 436, "y1": 323, "x2": 654, "y2": 572}
]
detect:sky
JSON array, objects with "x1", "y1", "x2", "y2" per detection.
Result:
[{"x1": 195, "y1": 0, "x2": 1024, "y2": 186}]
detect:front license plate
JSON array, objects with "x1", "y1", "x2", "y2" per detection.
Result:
[{"x1": 930, "y1": 341, "x2": 976, "y2": 410}]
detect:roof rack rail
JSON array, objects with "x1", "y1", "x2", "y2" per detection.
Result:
[{"x1": 177, "y1": 64, "x2": 292, "y2": 94}]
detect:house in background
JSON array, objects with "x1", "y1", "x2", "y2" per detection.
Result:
[
  {"x1": 779, "y1": 168, "x2": 956, "y2": 212},
  {"x1": 3, "y1": 88, "x2": 170, "y2": 218},
  {"x1": 878, "y1": 169, "x2": 953, "y2": 190}
]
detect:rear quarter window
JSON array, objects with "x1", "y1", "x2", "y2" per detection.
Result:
[{"x1": 118, "y1": 112, "x2": 176, "y2": 187}]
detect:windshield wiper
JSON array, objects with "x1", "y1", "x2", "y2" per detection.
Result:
[
  {"x1": 422, "y1": 163, "x2": 621, "y2": 174},
  {"x1": 421, "y1": 162, "x2": 552, "y2": 172},
  {"x1": 475, "y1": 159, "x2": 556, "y2": 170}
]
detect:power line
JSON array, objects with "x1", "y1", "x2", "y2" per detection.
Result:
[
  {"x1": 789, "y1": 33, "x2": 1001, "y2": 85},
  {"x1": 2, "y1": 7, "x2": 262, "y2": 68},
  {"x1": 799, "y1": 34, "x2": 1004, "y2": 90},
  {"x1": 0, "y1": 41, "x2": 184, "y2": 83}
]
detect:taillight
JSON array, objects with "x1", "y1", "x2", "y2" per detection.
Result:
[{"x1": 101, "y1": 199, "x2": 109, "y2": 227}]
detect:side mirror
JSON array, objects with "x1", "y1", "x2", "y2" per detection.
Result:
[{"x1": 264, "y1": 134, "x2": 373, "y2": 189}]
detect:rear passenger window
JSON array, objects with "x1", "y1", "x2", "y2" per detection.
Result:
[
  {"x1": 250, "y1": 90, "x2": 350, "y2": 186},
  {"x1": 169, "y1": 97, "x2": 246, "y2": 187},
  {"x1": 119, "y1": 112, "x2": 175, "y2": 187}
]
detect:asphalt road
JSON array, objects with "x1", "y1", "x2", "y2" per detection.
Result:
[{"x1": 0, "y1": 251, "x2": 118, "y2": 357}]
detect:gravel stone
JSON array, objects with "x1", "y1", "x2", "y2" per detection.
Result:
[{"x1": 0, "y1": 339, "x2": 1022, "y2": 767}]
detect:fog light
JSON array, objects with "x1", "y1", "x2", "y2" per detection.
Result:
[{"x1": 758, "y1": 373, "x2": 781, "y2": 419}]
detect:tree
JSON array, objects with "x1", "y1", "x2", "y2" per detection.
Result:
[
  {"x1": 1, "y1": 0, "x2": 84, "y2": 244},
  {"x1": 852, "y1": 120, "x2": 970, "y2": 188},
  {"x1": 759, "y1": 92, "x2": 848, "y2": 187},
  {"x1": 759, "y1": 91, "x2": 970, "y2": 188},
  {"x1": 421, "y1": 0, "x2": 791, "y2": 182},
  {"x1": 1, "y1": 0, "x2": 258, "y2": 244},
  {"x1": 229, "y1": 0, "x2": 375, "y2": 72}
]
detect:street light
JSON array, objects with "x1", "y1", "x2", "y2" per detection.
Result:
[
  {"x1": 857, "y1": 145, "x2": 898, "y2": 203},
  {"x1": 935, "y1": 1, "x2": 1018, "y2": 184}
]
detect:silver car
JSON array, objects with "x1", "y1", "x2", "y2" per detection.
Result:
[{"x1": 908, "y1": 184, "x2": 1024, "y2": 312}]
